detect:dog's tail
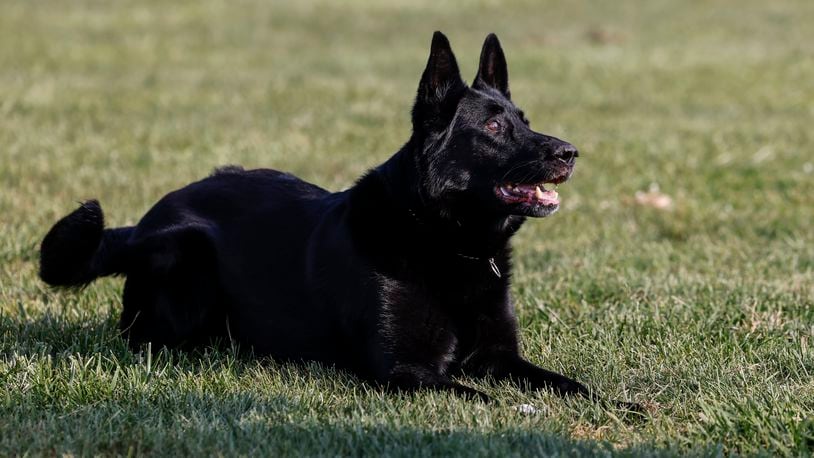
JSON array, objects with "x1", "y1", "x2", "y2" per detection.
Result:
[{"x1": 39, "y1": 200, "x2": 134, "y2": 287}]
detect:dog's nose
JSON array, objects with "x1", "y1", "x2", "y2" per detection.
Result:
[{"x1": 552, "y1": 143, "x2": 578, "y2": 163}]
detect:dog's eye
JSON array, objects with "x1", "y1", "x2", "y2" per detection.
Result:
[{"x1": 485, "y1": 119, "x2": 502, "y2": 133}]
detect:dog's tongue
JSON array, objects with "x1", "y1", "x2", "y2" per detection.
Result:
[{"x1": 517, "y1": 184, "x2": 559, "y2": 205}]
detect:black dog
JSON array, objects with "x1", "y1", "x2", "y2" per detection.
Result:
[{"x1": 40, "y1": 32, "x2": 633, "y2": 406}]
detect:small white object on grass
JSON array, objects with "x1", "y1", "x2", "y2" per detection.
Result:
[{"x1": 513, "y1": 403, "x2": 538, "y2": 415}]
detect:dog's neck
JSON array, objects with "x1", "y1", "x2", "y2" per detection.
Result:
[{"x1": 354, "y1": 143, "x2": 524, "y2": 260}]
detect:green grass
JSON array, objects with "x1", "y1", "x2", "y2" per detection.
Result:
[{"x1": 2, "y1": 0, "x2": 813, "y2": 455}]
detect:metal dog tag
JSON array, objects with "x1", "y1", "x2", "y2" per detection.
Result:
[{"x1": 489, "y1": 257, "x2": 501, "y2": 278}]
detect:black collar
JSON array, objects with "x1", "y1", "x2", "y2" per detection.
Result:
[{"x1": 407, "y1": 207, "x2": 502, "y2": 278}]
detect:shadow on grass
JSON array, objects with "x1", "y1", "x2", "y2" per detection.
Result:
[
  {"x1": 0, "y1": 307, "x2": 124, "y2": 357},
  {"x1": 2, "y1": 309, "x2": 663, "y2": 456},
  {"x1": 1, "y1": 391, "x2": 685, "y2": 457}
]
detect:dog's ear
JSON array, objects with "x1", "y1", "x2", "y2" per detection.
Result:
[
  {"x1": 412, "y1": 31, "x2": 466, "y2": 133},
  {"x1": 473, "y1": 33, "x2": 510, "y2": 99}
]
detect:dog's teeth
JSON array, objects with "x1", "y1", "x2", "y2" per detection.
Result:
[{"x1": 534, "y1": 186, "x2": 544, "y2": 200}]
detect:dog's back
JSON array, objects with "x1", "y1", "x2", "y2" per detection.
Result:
[{"x1": 40, "y1": 167, "x2": 369, "y2": 360}]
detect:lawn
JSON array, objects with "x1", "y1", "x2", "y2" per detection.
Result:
[{"x1": 1, "y1": 0, "x2": 813, "y2": 455}]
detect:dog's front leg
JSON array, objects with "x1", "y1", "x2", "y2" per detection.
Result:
[
  {"x1": 458, "y1": 310, "x2": 590, "y2": 398},
  {"x1": 472, "y1": 350, "x2": 642, "y2": 411},
  {"x1": 387, "y1": 363, "x2": 490, "y2": 402},
  {"x1": 374, "y1": 283, "x2": 489, "y2": 401},
  {"x1": 482, "y1": 352, "x2": 590, "y2": 398}
]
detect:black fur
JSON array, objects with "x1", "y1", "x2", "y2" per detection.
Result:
[
  {"x1": 40, "y1": 32, "x2": 637, "y2": 408},
  {"x1": 40, "y1": 200, "x2": 132, "y2": 286}
]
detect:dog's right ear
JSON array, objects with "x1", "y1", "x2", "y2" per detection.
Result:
[
  {"x1": 411, "y1": 31, "x2": 466, "y2": 134},
  {"x1": 473, "y1": 33, "x2": 510, "y2": 99}
]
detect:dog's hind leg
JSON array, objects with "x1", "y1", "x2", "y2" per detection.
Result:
[{"x1": 119, "y1": 226, "x2": 227, "y2": 350}]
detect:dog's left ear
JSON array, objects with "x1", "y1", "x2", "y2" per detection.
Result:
[{"x1": 473, "y1": 33, "x2": 510, "y2": 99}]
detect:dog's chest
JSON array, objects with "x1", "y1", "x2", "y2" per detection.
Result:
[
  {"x1": 377, "y1": 257, "x2": 509, "y2": 338},
  {"x1": 427, "y1": 255, "x2": 507, "y2": 302}
]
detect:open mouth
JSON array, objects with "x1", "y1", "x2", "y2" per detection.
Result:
[{"x1": 496, "y1": 181, "x2": 560, "y2": 206}]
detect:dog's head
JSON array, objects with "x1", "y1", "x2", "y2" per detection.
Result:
[{"x1": 410, "y1": 32, "x2": 578, "y2": 219}]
